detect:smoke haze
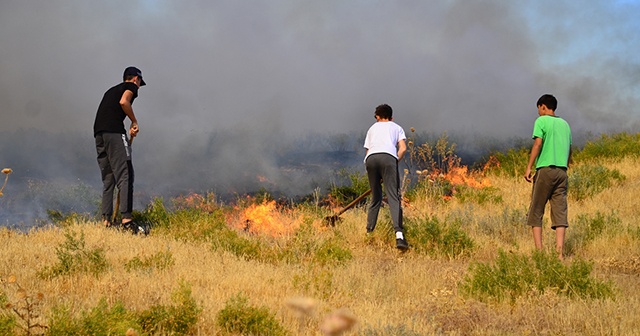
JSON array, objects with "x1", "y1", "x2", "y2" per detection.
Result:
[{"x1": 1, "y1": 1, "x2": 639, "y2": 224}]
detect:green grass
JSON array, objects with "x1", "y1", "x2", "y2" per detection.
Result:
[
  {"x1": 405, "y1": 215, "x2": 474, "y2": 259},
  {"x1": 568, "y1": 164, "x2": 625, "y2": 201},
  {"x1": 216, "y1": 293, "x2": 288, "y2": 336},
  {"x1": 564, "y1": 211, "x2": 622, "y2": 256},
  {"x1": 124, "y1": 250, "x2": 175, "y2": 273},
  {"x1": 37, "y1": 230, "x2": 109, "y2": 279},
  {"x1": 461, "y1": 250, "x2": 615, "y2": 304},
  {"x1": 574, "y1": 132, "x2": 640, "y2": 162}
]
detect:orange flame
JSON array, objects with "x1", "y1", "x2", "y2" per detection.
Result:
[
  {"x1": 442, "y1": 166, "x2": 491, "y2": 189},
  {"x1": 482, "y1": 155, "x2": 501, "y2": 172},
  {"x1": 173, "y1": 192, "x2": 218, "y2": 213},
  {"x1": 235, "y1": 200, "x2": 301, "y2": 236}
]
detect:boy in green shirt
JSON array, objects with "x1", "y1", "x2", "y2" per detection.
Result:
[{"x1": 524, "y1": 94, "x2": 572, "y2": 259}]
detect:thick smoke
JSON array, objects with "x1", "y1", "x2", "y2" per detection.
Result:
[{"x1": 1, "y1": 1, "x2": 639, "y2": 225}]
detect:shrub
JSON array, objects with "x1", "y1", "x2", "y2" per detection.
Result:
[
  {"x1": 38, "y1": 230, "x2": 109, "y2": 279},
  {"x1": 211, "y1": 229, "x2": 267, "y2": 262},
  {"x1": 569, "y1": 164, "x2": 625, "y2": 201},
  {"x1": 133, "y1": 197, "x2": 170, "y2": 228},
  {"x1": 405, "y1": 215, "x2": 474, "y2": 259},
  {"x1": 483, "y1": 147, "x2": 529, "y2": 178},
  {"x1": 124, "y1": 250, "x2": 175, "y2": 273},
  {"x1": 405, "y1": 175, "x2": 454, "y2": 203},
  {"x1": 564, "y1": 211, "x2": 622, "y2": 256},
  {"x1": 314, "y1": 238, "x2": 353, "y2": 266},
  {"x1": 465, "y1": 205, "x2": 528, "y2": 245},
  {"x1": 138, "y1": 281, "x2": 202, "y2": 335},
  {"x1": 461, "y1": 250, "x2": 615, "y2": 304},
  {"x1": 283, "y1": 222, "x2": 353, "y2": 266},
  {"x1": 216, "y1": 293, "x2": 287, "y2": 336},
  {"x1": 159, "y1": 207, "x2": 228, "y2": 242},
  {"x1": 405, "y1": 131, "x2": 459, "y2": 175},
  {"x1": 48, "y1": 299, "x2": 140, "y2": 336},
  {"x1": 329, "y1": 169, "x2": 369, "y2": 206},
  {"x1": 574, "y1": 132, "x2": 640, "y2": 162}
]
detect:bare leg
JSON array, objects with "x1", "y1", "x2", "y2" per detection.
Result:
[
  {"x1": 532, "y1": 227, "x2": 543, "y2": 250},
  {"x1": 555, "y1": 227, "x2": 566, "y2": 260}
]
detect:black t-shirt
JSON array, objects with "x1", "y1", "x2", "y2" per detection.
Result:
[{"x1": 93, "y1": 82, "x2": 138, "y2": 136}]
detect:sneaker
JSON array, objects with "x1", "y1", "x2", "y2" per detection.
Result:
[
  {"x1": 396, "y1": 238, "x2": 409, "y2": 251},
  {"x1": 122, "y1": 221, "x2": 150, "y2": 235}
]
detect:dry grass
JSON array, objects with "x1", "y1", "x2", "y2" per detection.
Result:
[{"x1": 1, "y1": 158, "x2": 640, "y2": 335}]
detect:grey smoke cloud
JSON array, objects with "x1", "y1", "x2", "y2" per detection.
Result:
[
  {"x1": 2, "y1": 1, "x2": 639, "y2": 135},
  {"x1": 1, "y1": 0, "x2": 639, "y2": 220}
]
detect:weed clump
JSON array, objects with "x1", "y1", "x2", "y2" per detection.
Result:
[
  {"x1": 124, "y1": 250, "x2": 175, "y2": 273},
  {"x1": 48, "y1": 299, "x2": 139, "y2": 336},
  {"x1": 461, "y1": 250, "x2": 614, "y2": 304},
  {"x1": 47, "y1": 281, "x2": 201, "y2": 335},
  {"x1": 137, "y1": 281, "x2": 201, "y2": 335},
  {"x1": 569, "y1": 164, "x2": 625, "y2": 201},
  {"x1": 575, "y1": 132, "x2": 640, "y2": 162},
  {"x1": 216, "y1": 293, "x2": 287, "y2": 336},
  {"x1": 328, "y1": 169, "x2": 369, "y2": 206},
  {"x1": 564, "y1": 211, "x2": 622, "y2": 256},
  {"x1": 211, "y1": 228, "x2": 267, "y2": 261},
  {"x1": 38, "y1": 230, "x2": 109, "y2": 279},
  {"x1": 405, "y1": 215, "x2": 474, "y2": 259}
]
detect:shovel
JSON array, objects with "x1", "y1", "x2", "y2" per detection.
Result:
[{"x1": 324, "y1": 189, "x2": 371, "y2": 226}]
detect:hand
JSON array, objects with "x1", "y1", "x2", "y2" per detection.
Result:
[
  {"x1": 524, "y1": 168, "x2": 534, "y2": 183},
  {"x1": 129, "y1": 123, "x2": 139, "y2": 138}
]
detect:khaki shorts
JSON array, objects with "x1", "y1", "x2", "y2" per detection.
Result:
[{"x1": 526, "y1": 166, "x2": 568, "y2": 229}]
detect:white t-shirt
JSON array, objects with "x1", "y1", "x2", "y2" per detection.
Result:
[{"x1": 363, "y1": 121, "x2": 406, "y2": 162}]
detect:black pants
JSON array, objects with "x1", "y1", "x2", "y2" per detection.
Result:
[
  {"x1": 95, "y1": 132, "x2": 134, "y2": 220},
  {"x1": 365, "y1": 153, "x2": 403, "y2": 233}
]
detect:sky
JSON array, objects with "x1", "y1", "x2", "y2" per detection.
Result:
[{"x1": 1, "y1": 0, "x2": 640, "y2": 218}]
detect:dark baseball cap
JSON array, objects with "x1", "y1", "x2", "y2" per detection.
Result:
[{"x1": 123, "y1": 66, "x2": 146, "y2": 86}]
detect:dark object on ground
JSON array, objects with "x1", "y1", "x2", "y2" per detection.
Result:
[{"x1": 396, "y1": 238, "x2": 409, "y2": 251}]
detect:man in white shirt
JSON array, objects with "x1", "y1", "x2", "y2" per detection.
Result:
[{"x1": 363, "y1": 104, "x2": 409, "y2": 251}]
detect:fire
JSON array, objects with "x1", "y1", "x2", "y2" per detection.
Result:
[
  {"x1": 482, "y1": 155, "x2": 501, "y2": 172},
  {"x1": 442, "y1": 166, "x2": 491, "y2": 189},
  {"x1": 420, "y1": 162, "x2": 492, "y2": 201},
  {"x1": 173, "y1": 192, "x2": 218, "y2": 213},
  {"x1": 236, "y1": 200, "x2": 301, "y2": 236},
  {"x1": 257, "y1": 175, "x2": 269, "y2": 183}
]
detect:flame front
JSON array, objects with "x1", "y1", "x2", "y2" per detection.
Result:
[
  {"x1": 443, "y1": 166, "x2": 491, "y2": 189},
  {"x1": 237, "y1": 200, "x2": 300, "y2": 236}
]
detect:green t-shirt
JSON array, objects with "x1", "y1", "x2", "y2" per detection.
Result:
[{"x1": 532, "y1": 115, "x2": 572, "y2": 169}]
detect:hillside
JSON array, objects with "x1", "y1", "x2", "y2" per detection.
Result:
[{"x1": 1, "y1": 133, "x2": 639, "y2": 335}]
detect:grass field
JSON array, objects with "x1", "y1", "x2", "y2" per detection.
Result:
[{"x1": 1, "y1": 133, "x2": 639, "y2": 335}]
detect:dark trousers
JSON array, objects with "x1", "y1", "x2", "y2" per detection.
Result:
[
  {"x1": 365, "y1": 153, "x2": 403, "y2": 233},
  {"x1": 95, "y1": 132, "x2": 134, "y2": 220}
]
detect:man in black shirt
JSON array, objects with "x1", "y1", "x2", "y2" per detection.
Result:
[{"x1": 93, "y1": 66, "x2": 145, "y2": 232}]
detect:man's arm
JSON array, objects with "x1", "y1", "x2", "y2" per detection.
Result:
[
  {"x1": 120, "y1": 90, "x2": 139, "y2": 137},
  {"x1": 567, "y1": 147, "x2": 573, "y2": 168},
  {"x1": 397, "y1": 139, "x2": 407, "y2": 161},
  {"x1": 524, "y1": 137, "x2": 542, "y2": 182}
]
